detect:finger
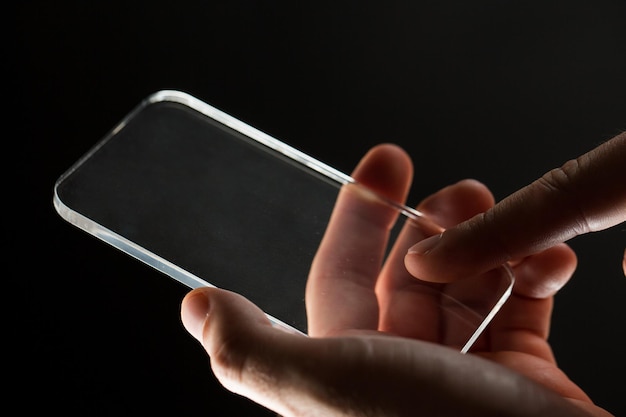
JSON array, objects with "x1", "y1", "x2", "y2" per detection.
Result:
[
  {"x1": 181, "y1": 287, "x2": 315, "y2": 415},
  {"x1": 377, "y1": 180, "x2": 495, "y2": 339},
  {"x1": 306, "y1": 144, "x2": 413, "y2": 336},
  {"x1": 511, "y1": 243, "x2": 577, "y2": 300},
  {"x1": 418, "y1": 179, "x2": 495, "y2": 229},
  {"x1": 181, "y1": 287, "x2": 588, "y2": 417},
  {"x1": 406, "y1": 132, "x2": 626, "y2": 283},
  {"x1": 471, "y1": 244, "x2": 577, "y2": 359}
]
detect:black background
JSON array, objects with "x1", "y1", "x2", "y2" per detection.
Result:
[{"x1": 12, "y1": 1, "x2": 626, "y2": 415}]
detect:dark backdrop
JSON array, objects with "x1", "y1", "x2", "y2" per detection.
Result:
[{"x1": 12, "y1": 1, "x2": 625, "y2": 415}]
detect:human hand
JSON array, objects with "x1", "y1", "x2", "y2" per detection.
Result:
[
  {"x1": 181, "y1": 144, "x2": 613, "y2": 416},
  {"x1": 405, "y1": 132, "x2": 626, "y2": 283}
]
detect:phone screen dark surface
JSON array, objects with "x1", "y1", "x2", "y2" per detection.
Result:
[{"x1": 56, "y1": 98, "x2": 342, "y2": 333}]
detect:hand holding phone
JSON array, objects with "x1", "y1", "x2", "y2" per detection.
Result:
[{"x1": 54, "y1": 90, "x2": 513, "y2": 351}]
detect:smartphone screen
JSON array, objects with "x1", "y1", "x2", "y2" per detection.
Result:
[{"x1": 54, "y1": 91, "x2": 512, "y2": 348}]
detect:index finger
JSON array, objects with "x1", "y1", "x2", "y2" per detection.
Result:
[
  {"x1": 306, "y1": 144, "x2": 413, "y2": 336},
  {"x1": 406, "y1": 132, "x2": 626, "y2": 283}
]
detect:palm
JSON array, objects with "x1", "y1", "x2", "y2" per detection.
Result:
[
  {"x1": 182, "y1": 144, "x2": 612, "y2": 416},
  {"x1": 306, "y1": 144, "x2": 595, "y2": 411}
]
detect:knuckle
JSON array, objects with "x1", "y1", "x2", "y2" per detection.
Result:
[
  {"x1": 210, "y1": 334, "x2": 248, "y2": 385},
  {"x1": 536, "y1": 157, "x2": 592, "y2": 235},
  {"x1": 210, "y1": 330, "x2": 280, "y2": 394},
  {"x1": 538, "y1": 158, "x2": 580, "y2": 193}
]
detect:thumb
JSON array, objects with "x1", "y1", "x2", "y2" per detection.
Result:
[
  {"x1": 181, "y1": 287, "x2": 314, "y2": 415},
  {"x1": 180, "y1": 288, "x2": 587, "y2": 417},
  {"x1": 405, "y1": 132, "x2": 626, "y2": 283}
]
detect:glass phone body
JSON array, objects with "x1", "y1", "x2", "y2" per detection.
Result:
[{"x1": 54, "y1": 90, "x2": 513, "y2": 352}]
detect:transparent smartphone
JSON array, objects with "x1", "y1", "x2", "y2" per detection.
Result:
[{"x1": 54, "y1": 90, "x2": 513, "y2": 352}]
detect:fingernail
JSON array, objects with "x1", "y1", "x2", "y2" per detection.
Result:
[
  {"x1": 181, "y1": 289, "x2": 210, "y2": 342},
  {"x1": 408, "y1": 233, "x2": 442, "y2": 255}
]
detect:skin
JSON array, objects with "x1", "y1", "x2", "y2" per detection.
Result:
[
  {"x1": 405, "y1": 132, "x2": 626, "y2": 283},
  {"x1": 181, "y1": 134, "x2": 625, "y2": 416}
]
